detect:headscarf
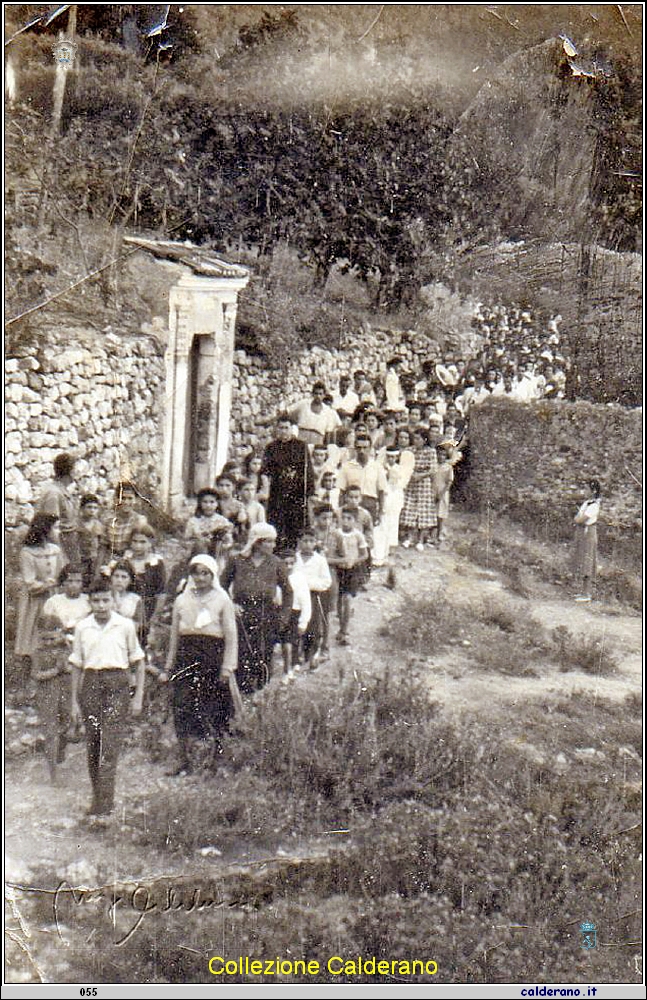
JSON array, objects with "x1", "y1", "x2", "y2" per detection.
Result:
[
  {"x1": 189, "y1": 553, "x2": 226, "y2": 593},
  {"x1": 241, "y1": 522, "x2": 277, "y2": 557}
]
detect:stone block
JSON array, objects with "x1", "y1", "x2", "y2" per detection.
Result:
[
  {"x1": 16, "y1": 479, "x2": 33, "y2": 503},
  {"x1": 7, "y1": 379, "x2": 27, "y2": 399},
  {"x1": 18, "y1": 356, "x2": 40, "y2": 371},
  {"x1": 56, "y1": 349, "x2": 92, "y2": 369},
  {"x1": 6, "y1": 432, "x2": 22, "y2": 454}
]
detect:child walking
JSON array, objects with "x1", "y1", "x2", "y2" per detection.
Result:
[
  {"x1": 109, "y1": 481, "x2": 150, "y2": 559},
  {"x1": 277, "y1": 549, "x2": 311, "y2": 678},
  {"x1": 238, "y1": 479, "x2": 266, "y2": 533},
  {"x1": 109, "y1": 561, "x2": 144, "y2": 637},
  {"x1": 295, "y1": 529, "x2": 332, "y2": 668},
  {"x1": 184, "y1": 488, "x2": 231, "y2": 555},
  {"x1": 343, "y1": 485, "x2": 374, "y2": 587},
  {"x1": 244, "y1": 452, "x2": 270, "y2": 504},
  {"x1": 77, "y1": 494, "x2": 107, "y2": 587},
  {"x1": 308, "y1": 470, "x2": 340, "y2": 524},
  {"x1": 434, "y1": 445, "x2": 455, "y2": 545},
  {"x1": 125, "y1": 525, "x2": 167, "y2": 646},
  {"x1": 216, "y1": 473, "x2": 249, "y2": 542},
  {"x1": 313, "y1": 504, "x2": 339, "y2": 654},
  {"x1": 35, "y1": 565, "x2": 91, "y2": 783},
  {"x1": 329, "y1": 507, "x2": 368, "y2": 646},
  {"x1": 70, "y1": 578, "x2": 145, "y2": 824}
]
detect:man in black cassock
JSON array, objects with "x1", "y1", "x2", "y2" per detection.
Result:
[{"x1": 261, "y1": 413, "x2": 315, "y2": 548}]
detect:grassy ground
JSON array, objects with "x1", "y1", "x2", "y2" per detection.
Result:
[
  {"x1": 5, "y1": 509, "x2": 642, "y2": 985},
  {"x1": 453, "y1": 510, "x2": 642, "y2": 612}
]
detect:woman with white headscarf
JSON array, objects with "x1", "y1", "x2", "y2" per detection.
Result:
[
  {"x1": 161, "y1": 554, "x2": 238, "y2": 775},
  {"x1": 221, "y1": 523, "x2": 290, "y2": 694}
]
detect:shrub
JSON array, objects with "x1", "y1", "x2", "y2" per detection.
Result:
[
  {"x1": 135, "y1": 668, "x2": 463, "y2": 853},
  {"x1": 378, "y1": 591, "x2": 462, "y2": 658},
  {"x1": 551, "y1": 626, "x2": 618, "y2": 675}
]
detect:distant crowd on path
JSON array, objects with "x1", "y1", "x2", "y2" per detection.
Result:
[{"x1": 13, "y1": 302, "x2": 595, "y2": 827}]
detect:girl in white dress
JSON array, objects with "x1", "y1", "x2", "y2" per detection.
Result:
[
  {"x1": 372, "y1": 447, "x2": 408, "y2": 566},
  {"x1": 573, "y1": 480, "x2": 601, "y2": 602}
]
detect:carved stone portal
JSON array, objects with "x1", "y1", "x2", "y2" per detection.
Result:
[{"x1": 123, "y1": 237, "x2": 250, "y2": 515}]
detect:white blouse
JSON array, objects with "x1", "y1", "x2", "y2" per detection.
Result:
[{"x1": 575, "y1": 499, "x2": 600, "y2": 526}]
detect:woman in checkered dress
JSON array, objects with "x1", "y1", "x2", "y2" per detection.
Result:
[{"x1": 400, "y1": 428, "x2": 438, "y2": 551}]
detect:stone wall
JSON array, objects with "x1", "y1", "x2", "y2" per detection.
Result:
[
  {"x1": 5, "y1": 328, "x2": 165, "y2": 528},
  {"x1": 6, "y1": 323, "x2": 438, "y2": 528},
  {"x1": 469, "y1": 397, "x2": 642, "y2": 567},
  {"x1": 11, "y1": 318, "x2": 641, "y2": 573},
  {"x1": 229, "y1": 326, "x2": 442, "y2": 456}
]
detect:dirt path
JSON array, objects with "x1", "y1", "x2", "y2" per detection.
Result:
[
  {"x1": 349, "y1": 519, "x2": 642, "y2": 718},
  {"x1": 5, "y1": 512, "x2": 642, "y2": 981}
]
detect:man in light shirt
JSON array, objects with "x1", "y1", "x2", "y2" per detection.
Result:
[
  {"x1": 332, "y1": 375, "x2": 360, "y2": 418},
  {"x1": 287, "y1": 382, "x2": 341, "y2": 446},
  {"x1": 337, "y1": 435, "x2": 386, "y2": 524}
]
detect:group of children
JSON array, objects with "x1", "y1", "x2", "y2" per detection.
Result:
[{"x1": 8, "y1": 303, "x2": 586, "y2": 820}]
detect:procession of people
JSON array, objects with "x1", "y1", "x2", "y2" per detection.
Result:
[{"x1": 12, "y1": 306, "x2": 595, "y2": 824}]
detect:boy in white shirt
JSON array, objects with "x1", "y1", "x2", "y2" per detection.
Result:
[
  {"x1": 295, "y1": 529, "x2": 332, "y2": 667},
  {"x1": 277, "y1": 549, "x2": 312, "y2": 677},
  {"x1": 70, "y1": 579, "x2": 145, "y2": 824}
]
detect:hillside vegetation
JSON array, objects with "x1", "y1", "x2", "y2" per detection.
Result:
[{"x1": 5, "y1": 4, "x2": 641, "y2": 356}]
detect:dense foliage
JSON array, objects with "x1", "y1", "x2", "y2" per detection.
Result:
[{"x1": 5, "y1": 4, "x2": 642, "y2": 324}]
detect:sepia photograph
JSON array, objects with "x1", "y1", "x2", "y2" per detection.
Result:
[{"x1": 4, "y1": 3, "x2": 643, "y2": 990}]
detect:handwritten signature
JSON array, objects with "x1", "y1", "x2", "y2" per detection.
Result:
[{"x1": 53, "y1": 877, "x2": 228, "y2": 947}]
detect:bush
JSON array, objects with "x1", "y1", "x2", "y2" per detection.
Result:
[
  {"x1": 135, "y1": 667, "x2": 463, "y2": 853},
  {"x1": 551, "y1": 626, "x2": 618, "y2": 675},
  {"x1": 45, "y1": 718, "x2": 641, "y2": 984},
  {"x1": 378, "y1": 591, "x2": 462, "y2": 658}
]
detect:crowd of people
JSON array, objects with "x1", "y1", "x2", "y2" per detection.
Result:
[{"x1": 13, "y1": 311, "x2": 582, "y2": 826}]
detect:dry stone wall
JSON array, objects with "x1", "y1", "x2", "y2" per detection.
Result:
[
  {"x1": 6, "y1": 324, "x2": 438, "y2": 528},
  {"x1": 11, "y1": 320, "x2": 641, "y2": 573},
  {"x1": 229, "y1": 327, "x2": 441, "y2": 456},
  {"x1": 5, "y1": 328, "x2": 165, "y2": 528}
]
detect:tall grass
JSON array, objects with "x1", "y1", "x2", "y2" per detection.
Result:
[{"x1": 39, "y1": 683, "x2": 641, "y2": 984}]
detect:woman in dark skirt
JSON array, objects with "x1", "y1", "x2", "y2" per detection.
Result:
[
  {"x1": 221, "y1": 523, "x2": 290, "y2": 694},
  {"x1": 161, "y1": 554, "x2": 238, "y2": 775}
]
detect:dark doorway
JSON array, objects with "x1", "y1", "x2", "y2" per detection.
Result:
[{"x1": 183, "y1": 334, "x2": 201, "y2": 496}]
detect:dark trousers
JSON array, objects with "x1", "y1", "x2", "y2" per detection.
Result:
[
  {"x1": 37, "y1": 671, "x2": 71, "y2": 772},
  {"x1": 303, "y1": 590, "x2": 331, "y2": 659},
  {"x1": 79, "y1": 670, "x2": 130, "y2": 815}
]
